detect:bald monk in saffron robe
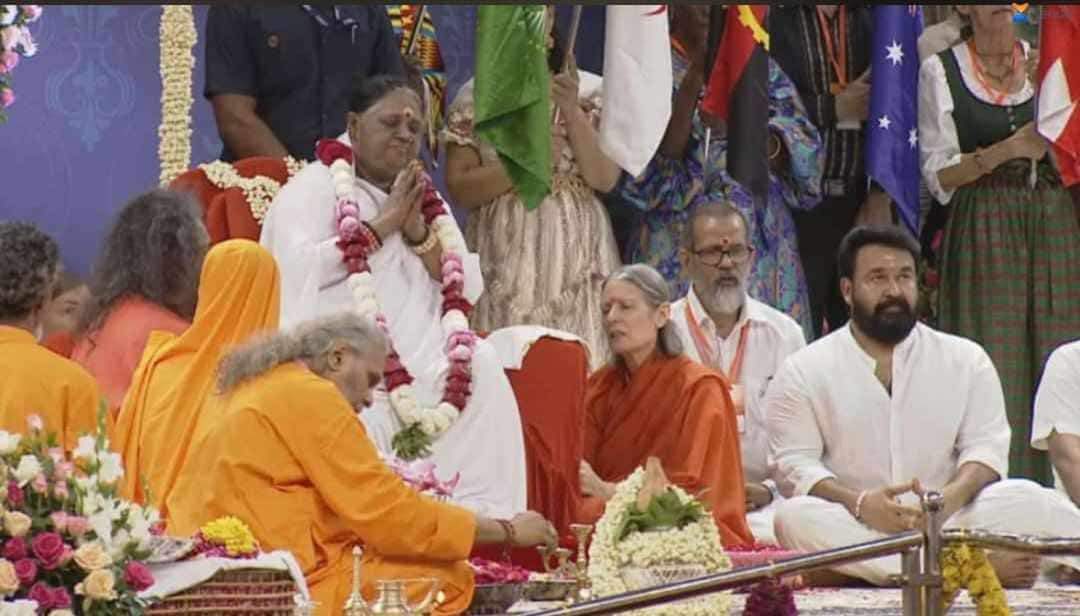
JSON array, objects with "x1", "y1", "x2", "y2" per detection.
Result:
[
  {"x1": 0, "y1": 222, "x2": 102, "y2": 450},
  {"x1": 115, "y1": 239, "x2": 279, "y2": 510},
  {"x1": 72, "y1": 189, "x2": 210, "y2": 413},
  {"x1": 578, "y1": 265, "x2": 754, "y2": 548},
  {"x1": 167, "y1": 313, "x2": 558, "y2": 616}
]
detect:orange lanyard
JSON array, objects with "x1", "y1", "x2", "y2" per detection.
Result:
[
  {"x1": 685, "y1": 302, "x2": 750, "y2": 385},
  {"x1": 816, "y1": 6, "x2": 848, "y2": 95},
  {"x1": 966, "y1": 39, "x2": 1021, "y2": 106}
]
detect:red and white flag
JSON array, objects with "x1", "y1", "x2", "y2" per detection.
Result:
[
  {"x1": 1036, "y1": 5, "x2": 1080, "y2": 186},
  {"x1": 598, "y1": 5, "x2": 672, "y2": 177}
]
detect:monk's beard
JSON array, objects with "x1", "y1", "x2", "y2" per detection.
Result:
[{"x1": 851, "y1": 296, "x2": 916, "y2": 345}]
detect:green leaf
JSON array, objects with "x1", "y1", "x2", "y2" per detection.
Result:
[
  {"x1": 616, "y1": 488, "x2": 705, "y2": 541},
  {"x1": 391, "y1": 423, "x2": 433, "y2": 461}
]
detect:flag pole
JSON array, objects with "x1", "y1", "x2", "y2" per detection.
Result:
[
  {"x1": 553, "y1": 6, "x2": 583, "y2": 126},
  {"x1": 404, "y1": 5, "x2": 427, "y2": 58}
]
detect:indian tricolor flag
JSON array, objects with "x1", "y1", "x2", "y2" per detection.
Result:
[
  {"x1": 1036, "y1": 5, "x2": 1080, "y2": 186},
  {"x1": 598, "y1": 5, "x2": 672, "y2": 177}
]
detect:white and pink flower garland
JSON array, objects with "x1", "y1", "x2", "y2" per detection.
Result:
[
  {"x1": 315, "y1": 139, "x2": 477, "y2": 460},
  {"x1": 0, "y1": 5, "x2": 42, "y2": 122}
]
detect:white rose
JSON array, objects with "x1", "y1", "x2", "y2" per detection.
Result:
[
  {"x1": 435, "y1": 403, "x2": 458, "y2": 423},
  {"x1": 97, "y1": 452, "x2": 123, "y2": 484},
  {"x1": 72, "y1": 436, "x2": 97, "y2": 463},
  {"x1": 0, "y1": 431, "x2": 20, "y2": 455},
  {"x1": 0, "y1": 7, "x2": 16, "y2": 27},
  {"x1": 0, "y1": 601, "x2": 39, "y2": 616},
  {"x1": 388, "y1": 387, "x2": 408, "y2": 406},
  {"x1": 13, "y1": 455, "x2": 40, "y2": 486},
  {"x1": 431, "y1": 413, "x2": 450, "y2": 433},
  {"x1": 14, "y1": 26, "x2": 33, "y2": 57},
  {"x1": 329, "y1": 159, "x2": 351, "y2": 174},
  {"x1": 441, "y1": 311, "x2": 469, "y2": 334},
  {"x1": 419, "y1": 417, "x2": 438, "y2": 436}
]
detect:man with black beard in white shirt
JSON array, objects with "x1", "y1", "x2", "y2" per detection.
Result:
[{"x1": 767, "y1": 225, "x2": 1080, "y2": 587}]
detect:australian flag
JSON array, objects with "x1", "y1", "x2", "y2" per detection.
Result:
[{"x1": 866, "y1": 6, "x2": 923, "y2": 236}]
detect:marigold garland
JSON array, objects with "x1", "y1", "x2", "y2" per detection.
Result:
[
  {"x1": 157, "y1": 5, "x2": 196, "y2": 186},
  {"x1": 941, "y1": 543, "x2": 1011, "y2": 616}
]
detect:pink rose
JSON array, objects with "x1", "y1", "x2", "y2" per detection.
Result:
[
  {"x1": 28, "y1": 581, "x2": 53, "y2": 609},
  {"x1": 50, "y1": 585, "x2": 71, "y2": 608},
  {"x1": 30, "y1": 473, "x2": 47, "y2": 494},
  {"x1": 339, "y1": 203, "x2": 359, "y2": 218},
  {"x1": 53, "y1": 480, "x2": 68, "y2": 501},
  {"x1": 0, "y1": 50, "x2": 15, "y2": 72},
  {"x1": 6, "y1": 481, "x2": 23, "y2": 508},
  {"x1": 64, "y1": 516, "x2": 90, "y2": 537},
  {"x1": 31, "y1": 533, "x2": 66, "y2": 570},
  {"x1": 123, "y1": 561, "x2": 154, "y2": 591},
  {"x1": 2, "y1": 538, "x2": 26, "y2": 561},
  {"x1": 14, "y1": 558, "x2": 36, "y2": 586},
  {"x1": 338, "y1": 216, "x2": 360, "y2": 236},
  {"x1": 25, "y1": 415, "x2": 43, "y2": 433},
  {"x1": 46, "y1": 448, "x2": 64, "y2": 465}
]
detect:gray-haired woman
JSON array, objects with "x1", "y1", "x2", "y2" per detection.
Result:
[{"x1": 576, "y1": 264, "x2": 755, "y2": 548}]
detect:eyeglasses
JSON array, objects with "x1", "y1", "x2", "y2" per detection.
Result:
[{"x1": 692, "y1": 244, "x2": 752, "y2": 266}]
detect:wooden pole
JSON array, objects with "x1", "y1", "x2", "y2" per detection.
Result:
[{"x1": 553, "y1": 6, "x2": 583, "y2": 125}]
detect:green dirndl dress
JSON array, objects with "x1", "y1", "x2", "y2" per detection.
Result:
[{"x1": 936, "y1": 48, "x2": 1080, "y2": 485}]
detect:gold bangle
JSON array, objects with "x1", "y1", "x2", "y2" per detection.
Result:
[{"x1": 408, "y1": 228, "x2": 439, "y2": 255}]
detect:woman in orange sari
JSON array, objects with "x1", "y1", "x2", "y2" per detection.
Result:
[
  {"x1": 114, "y1": 239, "x2": 279, "y2": 512},
  {"x1": 579, "y1": 264, "x2": 753, "y2": 548}
]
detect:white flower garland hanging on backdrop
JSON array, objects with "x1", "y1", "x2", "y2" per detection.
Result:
[{"x1": 157, "y1": 5, "x2": 196, "y2": 186}]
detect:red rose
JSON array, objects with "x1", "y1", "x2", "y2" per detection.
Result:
[
  {"x1": 315, "y1": 138, "x2": 354, "y2": 166},
  {"x1": 447, "y1": 365, "x2": 471, "y2": 381},
  {"x1": 384, "y1": 372, "x2": 413, "y2": 390},
  {"x1": 124, "y1": 561, "x2": 155, "y2": 592},
  {"x1": 444, "y1": 392, "x2": 468, "y2": 410},
  {"x1": 3, "y1": 537, "x2": 26, "y2": 561},
  {"x1": 6, "y1": 480, "x2": 23, "y2": 508},
  {"x1": 27, "y1": 582, "x2": 52, "y2": 609},
  {"x1": 30, "y1": 532, "x2": 66, "y2": 570},
  {"x1": 14, "y1": 558, "x2": 36, "y2": 585},
  {"x1": 442, "y1": 298, "x2": 473, "y2": 315},
  {"x1": 50, "y1": 585, "x2": 72, "y2": 609}
]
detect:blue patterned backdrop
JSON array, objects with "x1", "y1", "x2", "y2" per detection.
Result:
[{"x1": 0, "y1": 5, "x2": 605, "y2": 277}]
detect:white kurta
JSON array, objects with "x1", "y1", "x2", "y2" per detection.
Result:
[
  {"x1": 670, "y1": 287, "x2": 806, "y2": 544},
  {"x1": 1032, "y1": 340, "x2": 1080, "y2": 496},
  {"x1": 767, "y1": 323, "x2": 1080, "y2": 583},
  {"x1": 260, "y1": 152, "x2": 527, "y2": 519}
]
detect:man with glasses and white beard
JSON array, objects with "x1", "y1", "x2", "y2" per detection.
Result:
[
  {"x1": 768, "y1": 225, "x2": 1080, "y2": 587},
  {"x1": 670, "y1": 203, "x2": 807, "y2": 545}
]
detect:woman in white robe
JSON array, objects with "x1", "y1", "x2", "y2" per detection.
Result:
[{"x1": 260, "y1": 75, "x2": 527, "y2": 519}]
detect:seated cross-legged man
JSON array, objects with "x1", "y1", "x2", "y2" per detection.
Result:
[
  {"x1": 670, "y1": 204, "x2": 806, "y2": 544},
  {"x1": 1033, "y1": 339, "x2": 1080, "y2": 584},
  {"x1": 167, "y1": 313, "x2": 557, "y2": 615},
  {"x1": 1033, "y1": 339, "x2": 1080, "y2": 508},
  {"x1": 768, "y1": 225, "x2": 1080, "y2": 587},
  {"x1": 578, "y1": 264, "x2": 753, "y2": 548}
]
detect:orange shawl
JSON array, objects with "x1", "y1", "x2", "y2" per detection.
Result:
[
  {"x1": 581, "y1": 354, "x2": 754, "y2": 548},
  {"x1": 114, "y1": 240, "x2": 280, "y2": 510}
]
